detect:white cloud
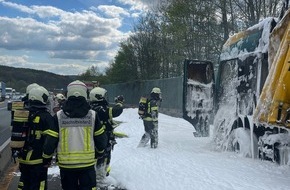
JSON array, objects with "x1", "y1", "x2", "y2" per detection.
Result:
[
  {"x1": 93, "y1": 5, "x2": 130, "y2": 18},
  {"x1": 118, "y1": 0, "x2": 164, "y2": 11},
  {"x1": 0, "y1": 54, "x2": 88, "y2": 75},
  {"x1": 48, "y1": 50, "x2": 95, "y2": 60},
  {"x1": 0, "y1": 0, "x2": 147, "y2": 75},
  {"x1": 131, "y1": 12, "x2": 141, "y2": 18},
  {"x1": 0, "y1": 8, "x2": 125, "y2": 51},
  {"x1": 1, "y1": 0, "x2": 35, "y2": 14},
  {"x1": 118, "y1": 0, "x2": 148, "y2": 11},
  {"x1": 31, "y1": 5, "x2": 66, "y2": 18},
  {"x1": 0, "y1": 54, "x2": 29, "y2": 65},
  {"x1": 0, "y1": 2, "x2": 132, "y2": 74}
]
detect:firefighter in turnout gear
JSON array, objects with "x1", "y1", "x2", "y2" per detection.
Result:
[
  {"x1": 138, "y1": 87, "x2": 162, "y2": 148},
  {"x1": 42, "y1": 80, "x2": 107, "y2": 190},
  {"x1": 11, "y1": 82, "x2": 40, "y2": 132},
  {"x1": 89, "y1": 87, "x2": 124, "y2": 187},
  {"x1": 10, "y1": 83, "x2": 40, "y2": 156},
  {"x1": 21, "y1": 83, "x2": 40, "y2": 108},
  {"x1": 14, "y1": 86, "x2": 54, "y2": 190}
]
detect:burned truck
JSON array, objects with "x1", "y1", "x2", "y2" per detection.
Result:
[{"x1": 184, "y1": 9, "x2": 290, "y2": 164}]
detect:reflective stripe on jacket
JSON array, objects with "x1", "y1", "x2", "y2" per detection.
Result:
[
  {"x1": 56, "y1": 110, "x2": 96, "y2": 169},
  {"x1": 18, "y1": 110, "x2": 52, "y2": 165},
  {"x1": 143, "y1": 100, "x2": 158, "y2": 122}
]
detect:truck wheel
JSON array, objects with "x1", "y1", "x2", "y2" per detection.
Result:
[
  {"x1": 273, "y1": 142, "x2": 281, "y2": 164},
  {"x1": 229, "y1": 127, "x2": 258, "y2": 158}
]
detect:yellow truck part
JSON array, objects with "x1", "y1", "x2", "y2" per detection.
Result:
[{"x1": 254, "y1": 9, "x2": 290, "y2": 128}]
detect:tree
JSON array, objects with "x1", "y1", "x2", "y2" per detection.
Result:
[
  {"x1": 132, "y1": 12, "x2": 162, "y2": 80},
  {"x1": 78, "y1": 65, "x2": 109, "y2": 85},
  {"x1": 103, "y1": 0, "x2": 285, "y2": 84},
  {"x1": 163, "y1": 0, "x2": 223, "y2": 62},
  {"x1": 106, "y1": 42, "x2": 139, "y2": 83}
]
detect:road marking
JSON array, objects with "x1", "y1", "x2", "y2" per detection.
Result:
[
  {"x1": 0, "y1": 100, "x2": 7, "y2": 110},
  {"x1": 0, "y1": 138, "x2": 10, "y2": 152}
]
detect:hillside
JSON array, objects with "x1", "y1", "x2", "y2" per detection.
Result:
[{"x1": 0, "y1": 65, "x2": 77, "y2": 93}]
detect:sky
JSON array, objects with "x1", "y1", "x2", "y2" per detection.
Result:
[
  {"x1": 11, "y1": 108, "x2": 290, "y2": 190},
  {"x1": 0, "y1": 0, "x2": 162, "y2": 75}
]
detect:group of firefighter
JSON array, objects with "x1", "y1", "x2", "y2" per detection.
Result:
[{"x1": 9, "y1": 80, "x2": 162, "y2": 190}]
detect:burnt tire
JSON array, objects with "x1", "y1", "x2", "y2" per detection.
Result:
[{"x1": 229, "y1": 127, "x2": 258, "y2": 158}]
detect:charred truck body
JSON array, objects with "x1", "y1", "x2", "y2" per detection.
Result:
[
  {"x1": 184, "y1": 9, "x2": 290, "y2": 164},
  {"x1": 183, "y1": 60, "x2": 214, "y2": 137}
]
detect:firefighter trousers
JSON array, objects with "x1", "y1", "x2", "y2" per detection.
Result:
[
  {"x1": 60, "y1": 166, "x2": 96, "y2": 190},
  {"x1": 18, "y1": 163, "x2": 48, "y2": 190}
]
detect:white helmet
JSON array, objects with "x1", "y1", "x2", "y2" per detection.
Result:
[
  {"x1": 89, "y1": 87, "x2": 107, "y2": 101},
  {"x1": 151, "y1": 87, "x2": 161, "y2": 94},
  {"x1": 28, "y1": 86, "x2": 49, "y2": 104},
  {"x1": 26, "y1": 83, "x2": 39, "y2": 94},
  {"x1": 55, "y1": 93, "x2": 66, "y2": 101},
  {"x1": 67, "y1": 80, "x2": 88, "y2": 99}
]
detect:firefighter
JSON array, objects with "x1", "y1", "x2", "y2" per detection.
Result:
[
  {"x1": 42, "y1": 80, "x2": 107, "y2": 190},
  {"x1": 52, "y1": 93, "x2": 66, "y2": 114},
  {"x1": 21, "y1": 83, "x2": 40, "y2": 108},
  {"x1": 138, "y1": 87, "x2": 162, "y2": 148},
  {"x1": 89, "y1": 87, "x2": 124, "y2": 187},
  {"x1": 11, "y1": 83, "x2": 40, "y2": 140},
  {"x1": 16, "y1": 86, "x2": 54, "y2": 190}
]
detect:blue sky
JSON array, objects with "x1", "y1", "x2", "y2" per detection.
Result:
[{"x1": 0, "y1": 0, "x2": 159, "y2": 75}]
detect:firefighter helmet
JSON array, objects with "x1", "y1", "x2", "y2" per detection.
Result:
[
  {"x1": 28, "y1": 86, "x2": 49, "y2": 104},
  {"x1": 55, "y1": 93, "x2": 66, "y2": 101},
  {"x1": 151, "y1": 87, "x2": 161, "y2": 94},
  {"x1": 67, "y1": 80, "x2": 88, "y2": 99},
  {"x1": 89, "y1": 87, "x2": 107, "y2": 101},
  {"x1": 26, "y1": 83, "x2": 39, "y2": 94}
]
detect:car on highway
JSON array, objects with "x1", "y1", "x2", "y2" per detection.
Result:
[{"x1": 7, "y1": 95, "x2": 23, "y2": 111}]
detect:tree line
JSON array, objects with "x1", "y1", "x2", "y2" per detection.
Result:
[{"x1": 81, "y1": 0, "x2": 286, "y2": 85}]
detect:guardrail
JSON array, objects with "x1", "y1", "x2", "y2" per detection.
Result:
[{"x1": 0, "y1": 136, "x2": 11, "y2": 177}]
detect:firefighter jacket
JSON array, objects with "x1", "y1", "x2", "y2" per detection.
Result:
[
  {"x1": 43, "y1": 96, "x2": 107, "y2": 169},
  {"x1": 143, "y1": 99, "x2": 159, "y2": 122},
  {"x1": 18, "y1": 105, "x2": 53, "y2": 165},
  {"x1": 90, "y1": 99, "x2": 123, "y2": 132}
]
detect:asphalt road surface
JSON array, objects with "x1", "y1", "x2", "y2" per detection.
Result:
[{"x1": 0, "y1": 100, "x2": 11, "y2": 146}]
